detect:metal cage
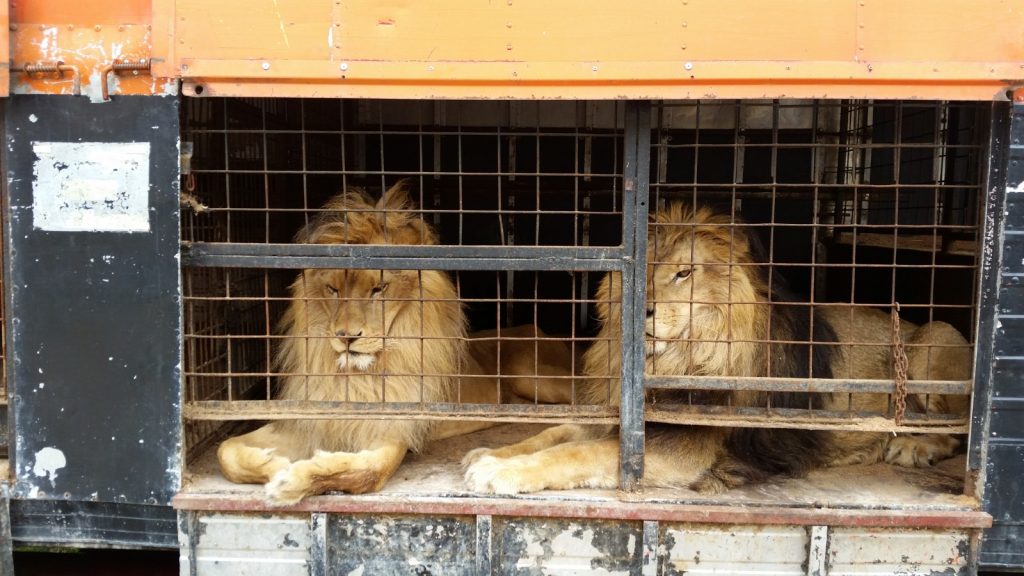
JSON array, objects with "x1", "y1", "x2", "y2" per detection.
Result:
[{"x1": 179, "y1": 98, "x2": 986, "y2": 491}]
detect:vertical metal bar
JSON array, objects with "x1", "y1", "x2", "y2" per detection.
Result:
[
  {"x1": 620, "y1": 101, "x2": 651, "y2": 491},
  {"x1": 476, "y1": 514, "x2": 493, "y2": 576},
  {"x1": 310, "y1": 512, "x2": 328, "y2": 576},
  {"x1": 966, "y1": 102, "x2": 1010, "y2": 492},
  {"x1": 0, "y1": 484, "x2": 13, "y2": 576},
  {"x1": 185, "y1": 511, "x2": 201, "y2": 576},
  {"x1": 641, "y1": 520, "x2": 659, "y2": 576},
  {"x1": 806, "y1": 525, "x2": 829, "y2": 576}
]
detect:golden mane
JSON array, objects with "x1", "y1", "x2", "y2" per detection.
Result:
[
  {"x1": 272, "y1": 182, "x2": 465, "y2": 456},
  {"x1": 581, "y1": 201, "x2": 776, "y2": 405}
]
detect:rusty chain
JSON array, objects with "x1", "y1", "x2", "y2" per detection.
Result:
[{"x1": 891, "y1": 302, "x2": 909, "y2": 426}]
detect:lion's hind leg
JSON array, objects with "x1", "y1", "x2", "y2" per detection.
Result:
[
  {"x1": 264, "y1": 441, "x2": 408, "y2": 505},
  {"x1": 217, "y1": 425, "x2": 294, "y2": 485},
  {"x1": 884, "y1": 321, "x2": 970, "y2": 468}
]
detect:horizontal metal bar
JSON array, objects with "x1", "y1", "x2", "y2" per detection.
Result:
[
  {"x1": 646, "y1": 405, "x2": 968, "y2": 434},
  {"x1": 183, "y1": 400, "x2": 620, "y2": 424},
  {"x1": 171, "y1": 494, "x2": 992, "y2": 529},
  {"x1": 645, "y1": 376, "x2": 972, "y2": 396},
  {"x1": 183, "y1": 254, "x2": 625, "y2": 271},
  {"x1": 182, "y1": 242, "x2": 628, "y2": 271}
]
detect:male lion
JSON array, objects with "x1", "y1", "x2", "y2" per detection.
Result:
[
  {"x1": 217, "y1": 183, "x2": 572, "y2": 504},
  {"x1": 464, "y1": 202, "x2": 970, "y2": 494}
]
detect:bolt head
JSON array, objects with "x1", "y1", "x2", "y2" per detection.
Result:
[
  {"x1": 684, "y1": 62, "x2": 693, "y2": 70},
  {"x1": 340, "y1": 62, "x2": 349, "y2": 71},
  {"x1": 261, "y1": 62, "x2": 270, "y2": 70}
]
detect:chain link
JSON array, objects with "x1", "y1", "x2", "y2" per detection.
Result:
[{"x1": 891, "y1": 302, "x2": 909, "y2": 426}]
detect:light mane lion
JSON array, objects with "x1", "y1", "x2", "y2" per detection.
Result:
[
  {"x1": 464, "y1": 202, "x2": 970, "y2": 494},
  {"x1": 217, "y1": 182, "x2": 573, "y2": 504}
]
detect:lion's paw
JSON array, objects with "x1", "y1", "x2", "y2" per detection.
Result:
[
  {"x1": 885, "y1": 435, "x2": 960, "y2": 468},
  {"x1": 461, "y1": 447, "x2": 497, "y2": 470},
  {"x1": 265, "y1": 465, "x2": 313, "y2": 505},
  {"x1": 464, "y1": 455, "x2": 543, "y2": 495}
]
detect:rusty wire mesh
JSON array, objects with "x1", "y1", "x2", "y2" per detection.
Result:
[
  {"x1": 641, "y1": 100, "x2": 983, "y2": 432},
  {"x1": 180, "y1": 98, "x2": 986, "y2": 455}
]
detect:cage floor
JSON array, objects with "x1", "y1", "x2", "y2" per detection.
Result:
[{"x1": 179, "y1": 423, "x2": 979, "y2": 519}]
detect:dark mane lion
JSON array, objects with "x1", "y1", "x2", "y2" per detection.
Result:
[{"x1": 464, "y1": 202, "x2": 970, "y2": 494}]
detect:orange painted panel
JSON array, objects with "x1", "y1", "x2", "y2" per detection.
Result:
[
  {"x1": 168, "y1": 0, "x2": 1024, "y2": 99},
  {"x1": 12, "y1": 0, "x2": 150, "y2": 25},
  {"x1": 0, "y1": 2, "x2": 8, "y2": 97},
  {"x1": 333, "y1": 0, "x2": 856, "y2": 63},
  {"x1": 860, "y1": 0, "x2": 1024, "y2": 62},
  {"x1": 175, "y1": 0, "x2": 331, "y2": 62}
]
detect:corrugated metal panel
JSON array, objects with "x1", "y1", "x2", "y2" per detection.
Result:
[
  {"x1": 327, "y1": 515, "x2": 476, "y2": 576},
  {"x1": 491, "y1": 518, "x2": 642, "y2": 575},
  {"x1": 828, "y1": 527, "x2": 969, "y2": 575},
  {"x1": 184, "y1": 513, "x2": 311, "y2": 576},
  {"x1": 659, "y1": 523, "x2": 808, "y2": 575},
  {"x1": 980, "y1": 102, "x2": 1024, "y2": 569}
]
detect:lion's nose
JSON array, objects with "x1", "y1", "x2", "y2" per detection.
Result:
[{"x1": 334, "y1": 329, "x2": 363, "y2": 343}]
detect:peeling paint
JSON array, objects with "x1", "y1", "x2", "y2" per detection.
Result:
[
  {"x1": 32, "y1": 141, "x2": 151, "y2": 232},
  {"x1": 31, "y1": 447, "x2": 67, "y2": 486}
]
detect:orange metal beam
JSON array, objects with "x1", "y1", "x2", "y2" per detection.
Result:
[
  {"x1": 170, "y1": 0, "x2": 1024, "y2": 100},
  {"x1": 7, "y1": 0, "x2": 1024, "y2": 100}
]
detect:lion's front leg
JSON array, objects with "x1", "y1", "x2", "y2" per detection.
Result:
[
  {"x1": 265, "y1": 441, "x2": 408, "y2": 505},
  {"x1": 464, "y1": 437, "x2": 619, "y2": 494},
  {"x1": 461, "y1": 424, "x2": 611, "y2": 469},
  {"x1": 217, "y1": 425, "x2": 294, "y2": 485}
]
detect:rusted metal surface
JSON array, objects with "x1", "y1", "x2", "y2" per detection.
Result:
[
  {"x1": 328, "y1": 515, "x2": 476, "y2": 575},
  {"x1": 10, "y1": 0, "x2": 172, "y2": 100},
  {"x1": 15, "y1": 62, "x2": 80, "y2": 96},
  {"x1": 170, "y1": 0, "x2": 1024, "y2": 99},
  {"x1": 178, "y1": 509, "x2": 979, "y2": 575},
  {"x1": 828, "y1": 527, "x2": 970, "y2": 575},
  {"x1": 172, "y1": 494, "x2": 992, "y2": 530},
  {"x1": 99, "y1": 59, "x2": 152, "y2": 100},
  {"x1": 492, "y1": 517, "x2": 642, "y2": 574}
]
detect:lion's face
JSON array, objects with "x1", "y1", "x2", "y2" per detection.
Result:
[
  {"x1": 643, "y1": 207, "x2": 758, "y2": 358},
  {"x1": 300, "y1": 268, "x2": 418, "y2": 371}
]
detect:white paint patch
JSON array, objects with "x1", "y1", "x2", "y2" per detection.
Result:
[
  {"x1": 32, "y1": 447, "x2": 67, "y2": 486},
  {"x1": 328, "y1": 26, "x2": 334, "y2": 49},
  {"x1": 1011, "y1": 181, "x2": 1024, "y2": 194},
  {"x1": 28, "y1": 114, "x2": 38, "y2": 123},
  {"x1": 32, "y1": 142, "x2": 151, "y2": 232}
]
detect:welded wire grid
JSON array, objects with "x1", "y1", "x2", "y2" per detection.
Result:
[
  {"x1": 180, "y1": 99, "x2": 628, "y2": 452},
  {"x1": 644, "y1": 100, "x2": 984, "y2": 433}
]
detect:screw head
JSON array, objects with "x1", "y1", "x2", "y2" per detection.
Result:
[
  {"x1": 340, "y1": 62, "x2": 349, "y2": 71},
  {"x1": 261, "y1": 61, "x2": 270, "y2": 70},
  {"x1": 684, "y1": 62, "x2": 693, "y2": 70}
]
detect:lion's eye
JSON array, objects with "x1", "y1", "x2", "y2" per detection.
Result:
[
  {"x1": 370, "y1": 283, "x2": 388, "y2": 297},
  {"x1": 325, "y1": 285, "x2": 339, "y2": 296},
  {"x1": 674, "y1": 268, "x2": 692, "y2": 281}
]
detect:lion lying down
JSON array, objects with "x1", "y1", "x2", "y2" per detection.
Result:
[
  {"x1": 464, "y1": 202, "x2": 971, "y2": 494},
  {"x1": 217, "y1": 183, "x2": 573, "y2": 504}
]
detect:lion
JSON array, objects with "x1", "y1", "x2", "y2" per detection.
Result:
[
  {"x1": 216, "y1": 182, "x2": 573, "y2": 504},
  {"x1": 463, "y1": 202, "x2": 971, "y2": 494}
]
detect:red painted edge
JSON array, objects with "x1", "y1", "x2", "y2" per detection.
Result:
[{"x1": 172, "y1": 493, "x2": 993, "y2": 529}]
